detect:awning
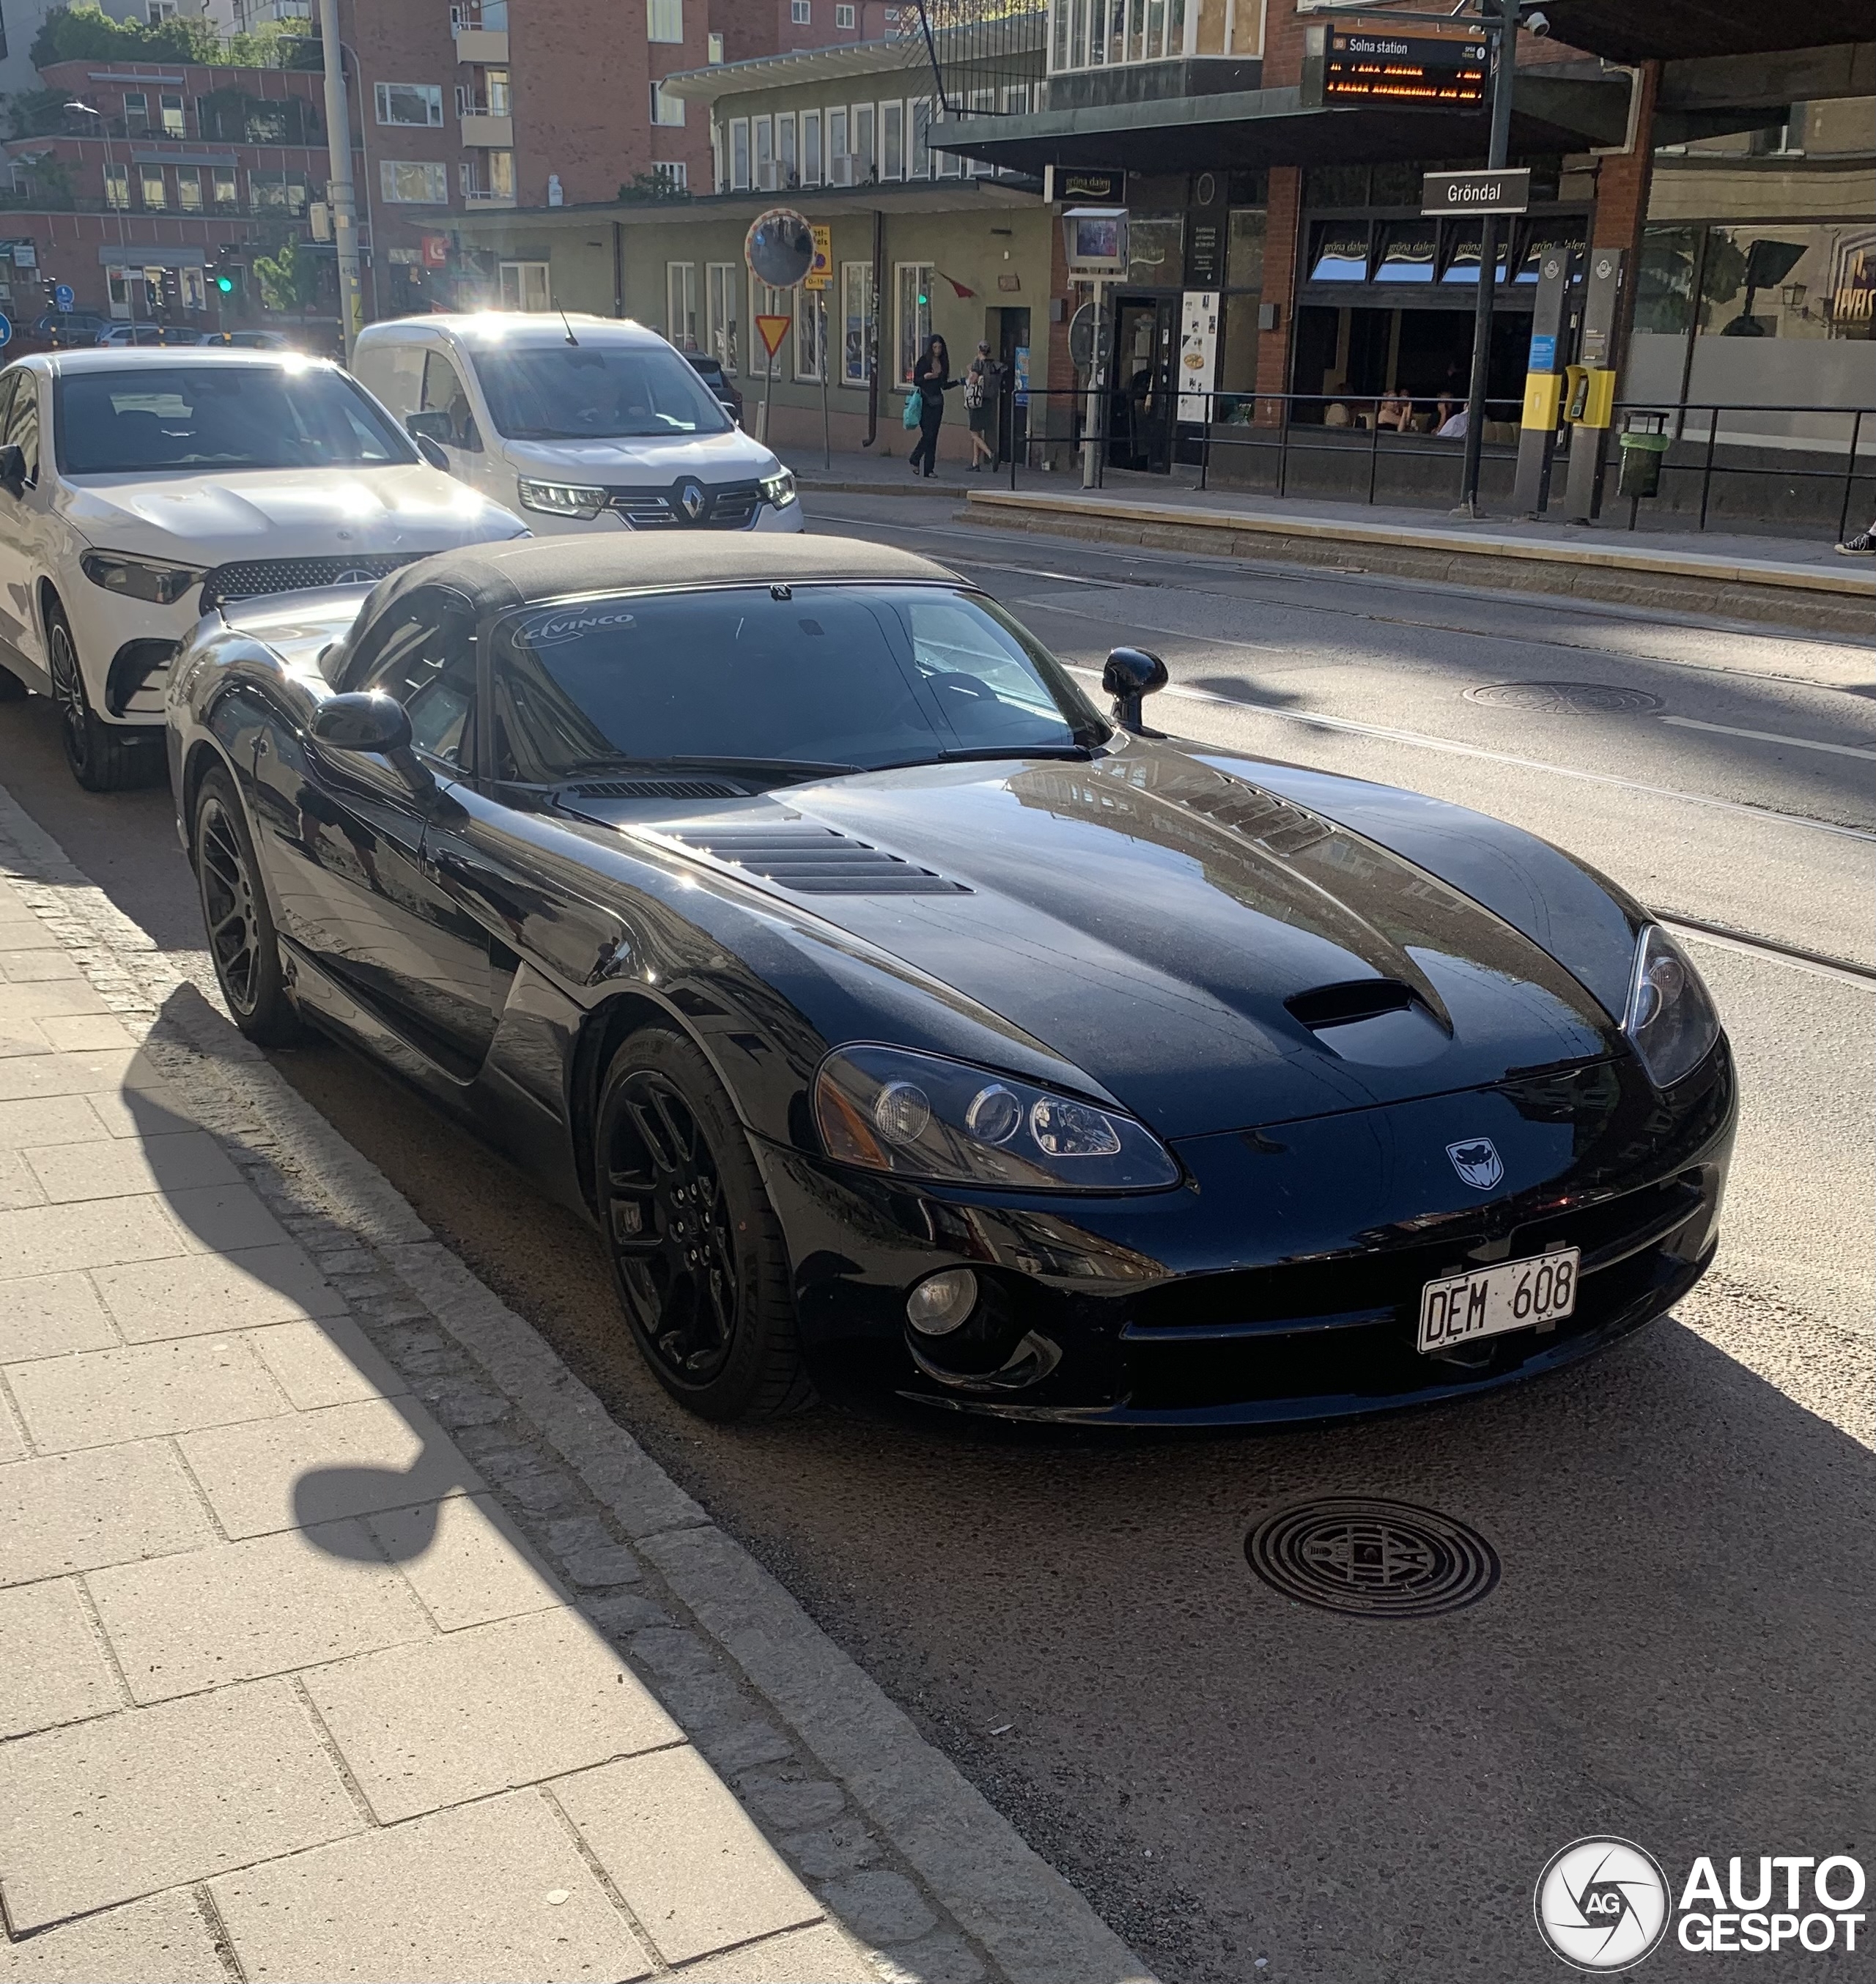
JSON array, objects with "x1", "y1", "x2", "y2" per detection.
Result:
[
  {"x1": 1534, "y1": 0, "x2": 1871, "y2": 64},
  {"x1": 97, "y1": 244, "x2": 207, "y2": 265}
]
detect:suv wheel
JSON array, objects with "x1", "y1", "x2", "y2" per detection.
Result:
[{"x1": 45, "y1": 601, "x2": 152, "y2": 791}]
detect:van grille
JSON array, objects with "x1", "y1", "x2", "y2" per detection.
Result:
[{"x1": 605, "y1": 481, "x2": 763, "y2": 530}]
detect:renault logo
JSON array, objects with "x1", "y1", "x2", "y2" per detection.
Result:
[
  {"x1": 1447, "y1": 1138, "x2": 1504, "y2": 1191},
  {"x1": 678, "y1": 480, "x2": 707, "y2": 522}
]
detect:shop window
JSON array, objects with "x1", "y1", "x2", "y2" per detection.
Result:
[
  {"x1": 1514, "y1": 219, "x2": 1585, "y2": 284},
  {"x1": 841, "y1": 260, "x2": 873, "y2": 385},
  {"x1": 1634, "y1": 224, "x2": 1697, "y2": 336},
  {"x1": 498, "y1": 261, "x2": 550, "y2": 311},
  {"x1": 180, "y1": 266, "x2": 204, "y2": 309},
  {"x1": 707, "y1": 261, "x2": 739, "y2": 371},
  {"x1": 1127, "y1": 216, "x2": 1183, "y2": 287},
  {"x1": 1225, "y1": 210, "x2": 1265, "y2": 290},
  {"x1": 794, "y1": 284, "x2": 823, "y2": 382},
  {"x1": 1700, "y1": 228, "x2": 1813, "y2": 338},
  {"x1": 1375, "y1": 221, "x2": 1436, "y2": 282},
  {"x1": 1440, "y1": 220, "x2": 1508, "y2": 284},
  {"x1": 1216, "y1": 292, "x2": 1260, "y2": 400},
  {"x1": 895, "y1": 261, "x2": 932, "y2": 382},
  {"x1": 1307, "y1": 221, "x2": 1370, "y2": 282},
  {"x1": 667, "y1": 261, "x2": 698, "y2": 347}
]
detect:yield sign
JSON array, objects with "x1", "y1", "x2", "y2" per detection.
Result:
[{"x1": 756, "y1": 313, "x2": 791, "y2": 358}]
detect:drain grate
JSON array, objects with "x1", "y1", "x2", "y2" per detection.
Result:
[
  {"x1": 1245, "y1": 1496, "x2": 1499, "y2": 1619},
  {"x1": 1465, "y1": 681, "x2": 1664, "y2": 714}
]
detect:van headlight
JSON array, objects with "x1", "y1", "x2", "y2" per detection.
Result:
[
  {"x1": 813, "y1": 1044, "x2": 1179, "y2": 1193},
  {"x1": 79, "y1": 549, "x2": 206, "y2": 606},
  {"x1": 760, "y1": 468, "x2": 797, "y2": 509},
  {"x1": 1622, "y1": 924, "x2": 1721, "y2": 1088},
  {"x1": 517, "y1": 478, "x2": 608, "y2": 519}
]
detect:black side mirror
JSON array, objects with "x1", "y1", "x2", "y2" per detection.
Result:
[
  {"x1": 0, "y1": 444, "x2": 26, "y2": 497},
  {"x1": 1102, "y1": 647, "x2": 1168, "y2": 735},
  {"x1": 313, "y1": 694, "x2": 435, "y2": 793},
  {"x1": 413, "y1": 432, "x2": 450, "y2": 471}
]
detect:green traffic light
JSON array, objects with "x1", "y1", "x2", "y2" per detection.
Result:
[{"x1": 215, "y1": 275, "x2": 234, "y2": 293}]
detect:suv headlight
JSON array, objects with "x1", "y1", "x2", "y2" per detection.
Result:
[
  {"x1": 760, "y1": 467, "x2": 797, "y2": 509},
  {"x1": 79, "y1": 549, "x2": 206, "y2": 607},
  {"x1": 516, "y1": 478, "x2": 608, "y2": 519},
  {"x1": 813, "y1": 1044, "x2": 1179, "y2": 1193},
  {"x1": 1622, "y1": 923, "x2": 1720, "y2": 1088}
]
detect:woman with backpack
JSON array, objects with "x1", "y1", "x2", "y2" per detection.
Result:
[
  {"x1": 964, "y1": 341, "x2": 1003, "y2": 473},
  {"x1": 907, "y1": 333, "x2": 957, "y2": 478}
]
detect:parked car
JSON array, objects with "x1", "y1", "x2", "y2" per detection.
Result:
[
  {"x1": 92, "y1": 322, "x2": 209, "y2": 347},
  {"x1": 28, "y1": 310, "x2": 111, "y2": 348},
  {"x1": 0, "y1": 347, "x2": 526, "y2": 791},
  {"x1": 207, "y1": 329, "x2": 299, "y2": 350},
  {"x1": 682, "y1": 349, "x2": 745, "y2": 425},
  {"x1": 350, "y1": 313, "x2": 799, "y2": 535},
  {"x1": 167, "y1": 533, "x2": 1735, "y2": 1426}
]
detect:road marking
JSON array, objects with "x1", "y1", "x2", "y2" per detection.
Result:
[
  {"x1": 1660, "y1": 714, "x2": 1876, "y2": 760},
  {"x1": 1656, "y1": 914, "x2": 1876, "y2": 990},
  {"x1": 1061, "y1": 666, "x2": 1876, "y2": 843}
]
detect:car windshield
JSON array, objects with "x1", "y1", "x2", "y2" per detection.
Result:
[
  {"x1": 470, "y1": 341, "x2": 732, "y2": 440},
  {"x1": 490, "y1": 584, "x2": 1107, "y2": 783},
  {"x1": 57, "y1": 363, "x2": 413, "y2": 473}
]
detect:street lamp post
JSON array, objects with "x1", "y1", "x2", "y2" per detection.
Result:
[{"x1": 1455, "y1": 0, "x2": 1520, "y2": 518}]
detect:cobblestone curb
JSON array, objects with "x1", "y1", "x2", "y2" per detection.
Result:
[{"x1": 0, "y1": 780, "x2": 1157, "y2": 1984}]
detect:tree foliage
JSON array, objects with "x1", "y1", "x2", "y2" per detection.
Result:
[
  {"x1": 30, "y1": 4, "x2": 315, "y2": 72},
  {"x1": 253, "y1": 232, "x2": 321, "y2": 312}
]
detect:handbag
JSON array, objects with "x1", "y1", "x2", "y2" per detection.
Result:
[{"x1": 902, "y1": 389, "x2": 921, "y2": 432}]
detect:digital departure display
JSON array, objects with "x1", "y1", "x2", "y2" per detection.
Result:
[{"x1": 1303, "y1": 15, "x2": 1489, "y2": 111}]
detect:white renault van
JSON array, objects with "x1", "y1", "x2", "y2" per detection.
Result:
[{"x1": 351, "y1": 314, "x2": 802, "y2": 535}]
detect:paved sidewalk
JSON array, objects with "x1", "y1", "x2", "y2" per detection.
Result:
[{"x1": 0, "y1": 801, "x2": 1157, "y2": 1984}]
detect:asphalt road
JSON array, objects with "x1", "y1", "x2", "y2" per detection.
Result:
[{"x1": 1, "y1": 506, "x2": 1869, "y2": 1983}]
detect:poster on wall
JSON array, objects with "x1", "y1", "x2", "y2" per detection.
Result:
[{"x1": 1176, "y1": 289, "x2": 1219, "y2": 423}]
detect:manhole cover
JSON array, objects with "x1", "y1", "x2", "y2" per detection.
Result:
[
  {"x1": 1245, "y1": 1497, "x2": 1500, "y2": 1619},
  {"x1": 1465, "y1": 681, "x2": 1664, "y2": 714}
]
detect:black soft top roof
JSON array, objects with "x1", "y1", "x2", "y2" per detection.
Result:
[{"x1": 372, "y1": 533, "x2": 959, "y2": 620}]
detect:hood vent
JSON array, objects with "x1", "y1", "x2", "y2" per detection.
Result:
[
  {"x1": 1173, "y1": 779, "x2": 1333, "y2": 859},
  {"x1": 1286, "y1": 979, "x2": 1416, "y2": 1030},
  {"x1": 669, "y1": 824, "x2": 970, "y2": 895},
  {"x1": 571, "y1": 777, "x2": 747, "y2": 800},
  {"x1": 1286, "y1": 978, "x2": 1450, "y2": 1067}
]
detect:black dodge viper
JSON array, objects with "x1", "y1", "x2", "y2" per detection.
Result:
[{"x1": 166, "y1": 536, "x2": 1735, "y2": 1424}]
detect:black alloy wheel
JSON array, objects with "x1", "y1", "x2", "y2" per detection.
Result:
[
  {"x1": 45, "y1": 602, "x2": 149, "y2": 791},
  {"x1": 193, "y1": 769, "x2": 300, "y2": 1046},
  {"x1": 597, "y1": 1028, "x2": 811, "y2": 1422}
]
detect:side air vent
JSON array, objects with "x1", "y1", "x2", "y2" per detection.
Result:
[
  {"x1": 570, "y1": 778, "x2": 748, "y2": 800},
  {"x1": 1177, "y1": 780, "x2": 1332, "y2": 859},
  {"x1": 669, "y1": 825, "x2": 970, "y2": 895},
  {"x1": 1286, "y1": 979, "x2": 1416, "y2": 1030}
]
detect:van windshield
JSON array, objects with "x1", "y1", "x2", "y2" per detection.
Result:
[{"x1": 470, "y1": 341, "x2": 733, "y2": 441}]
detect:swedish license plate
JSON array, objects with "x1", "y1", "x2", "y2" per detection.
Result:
[{"x1": 1417, "y1": 1247, "x2": 1580, "y2": 1355}]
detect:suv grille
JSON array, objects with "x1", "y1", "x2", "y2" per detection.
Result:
[
  {"x1": 606, "y1": 482, "x2": 763, "y2": 530},
  {"x1": 202, "y1": 554, "x2": 416, "y2": 611},
  {"x1": 668, "y1": 825, "x2": 970, "y2": 895}
]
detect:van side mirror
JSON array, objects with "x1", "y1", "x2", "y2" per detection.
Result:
[
  {"x1": 0, "y1": 445, "x2": 26, "y2": 497},
  {"x1": 405, "y1": 410, "x2": 452, "y2": 444},
  {"x1": 1101, "y1": 647, "x2": 1168, "y2": 735}
]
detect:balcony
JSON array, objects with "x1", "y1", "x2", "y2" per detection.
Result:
[
  {"x1": 462, "y1": 185, "x2": 517, "y2": 207},
  {"x1": 454, "y1": 27, "x2": 510, "y2": 62},
  {"x1": 459, "y1": 111, "x2": 514, "y2": 147}
]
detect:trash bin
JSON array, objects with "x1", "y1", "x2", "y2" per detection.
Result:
[{"x1": 1617, "y1": 412, "x2": 1671, "y2": 500}]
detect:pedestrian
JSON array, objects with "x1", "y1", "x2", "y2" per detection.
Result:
[
  {"x1": 908, "y1": 333, "x2": 956, "y2": 478},
  {"x1": 1836, "y1": 516, "x2": 1875, "y2": 555},
  {"x1": 964, "y1": 341, "x2": 1002, "y2": 473}
]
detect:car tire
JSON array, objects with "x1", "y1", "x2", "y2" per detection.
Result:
[
  {"x1": 45, "y1": 599, "x2": 151, "y2": 791},
  {"x1": 597, "y1": 1027, "x2": 813, "y2": 1423},
  {"x1": 193, "y1": 767, "x2": 301, "y2": 1048}
]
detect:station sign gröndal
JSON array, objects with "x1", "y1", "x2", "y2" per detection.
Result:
[{"x1": 1422, "y1": 168, "x2": 1532, "y2": 215}]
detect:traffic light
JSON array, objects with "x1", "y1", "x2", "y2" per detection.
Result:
[{"x1": 215, "y1": 273, "x2": 234, "y2": 294}]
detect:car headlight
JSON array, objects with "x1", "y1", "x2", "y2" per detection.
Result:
[
  {"x1": 1622, "y1": 923, "x2": 1720, "y2": 1088},
  {"x1": 813, "y1": 1044, "x2": 1179, "y2": 1193},
  {"x1": 760, "y1": 468, "x2": 798, "y2": 509},
  {"x1": 79, "y1": 549, "x2": 206, "y2": 607},
  {"x1": 516, "y1": 478, "x2": 608, "y2": 519}
]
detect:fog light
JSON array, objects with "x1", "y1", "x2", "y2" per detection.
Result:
[{"x1": 906, "y1": 1267, "x2": 978, "y2": 1336}]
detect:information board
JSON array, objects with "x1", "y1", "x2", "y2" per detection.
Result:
[{"x1": 1302, "y1": 16, "x2": 1488, "y2": 110}]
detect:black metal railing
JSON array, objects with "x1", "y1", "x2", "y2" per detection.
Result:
[{"x1": 980, "y1": 385, "x2": 1875, "y2": 536}]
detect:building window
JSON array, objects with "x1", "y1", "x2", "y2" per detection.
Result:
[
  {"x1": 895, "y1": 260, "x2": 931, "y2": 382},
  {"x1": 708, "y1": 29, "x2": 725, "y2": 60},
  {"x1": 381, "y1": 159, "x2": 451, "y2": 203},
  {"x1": 667, "y1": 260, "x2": 698, "y2": 345},
  {"x1": 487, "y1": 149, "x2": 515, "y2": 197},
  {"x1": 753, "y1": 114, "x2": 773, "y2": 185},
  {"x1": 791, "y1": 0, "x2": 810, "y2": 21},
  {"x1": 852, "y1": 103, "x2": 874, "y2": 177},
  {"x1": 776, "y1": 111, "x2": 796, "y2": 185},
  {"x1": 122, "y1": 92, "x2": 149, "y2": 137},
  {"x1": 103, "y1": 162, "x2": 129, "y2": 210},
  {"x1": 212, "y1": 166, "x2": 239, "y2": 210},
  {"x1": 910, "y1": 97, "x2": 931, "y2": 179},
  {"x1": 252, "y1": 173, "x2": 309, "y2": 215},
  {"x1": 652, "y1": 160, "x2": 687, "y2": 190},
  {"x1": 487, "y1": 67, "x2": 509, "y2": 112},
  {"x1": 648, "y1": 0, "x2": 682, "y2": 40},
  {"x1": 802, "y1": 108, "x2": 821, "y2": 185},
  {"x1": 841, "y1": 260, "x2": 873, "y2": 385},
  {"x1": 651, "y1": 80, "x2": 686, "y2": 125},
  {"x1": 499, "y1": 260, "x2": 550, "y2": 311},
  {"x1": 729, "y1": 117, "x2": 750, "y2": 188},
  {"x1": 880, "y1": 100, "x2": 903, "y2": 179},
  {"x1": 794, "y1": 282, "x2": 823, "y2": 382},
  {"x1": 375, "y1": 82, "x2": 445, "y2": 127},
  {"x1": 159, "y1": 92, "x2": 185, "y2": 136},
  {"x1": 828, "y1": 105, "x2": 849, "y2": 174},
  {"x1": 707, "y1": 260, "x2": 739, "y2": 371},
  {"x1": 177, "y1": 166, "x2": 202, "y2": 212},
  {"x1": 139, "y1": 165, "x2": 166, "y2": 210},
  {"x1": 180, "y1": 265, "x2": 204, "y2": 309},
  {"x1": 835, "y1": 2, "x2": 854, "y2": 23}
]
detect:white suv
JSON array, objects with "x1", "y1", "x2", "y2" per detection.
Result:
[
  {"x1": 350, "y1": 314, "x2": 803, "y2": 536},
  {"x1": 0, "y1": 347, "x2": 525, "y2": 791}
]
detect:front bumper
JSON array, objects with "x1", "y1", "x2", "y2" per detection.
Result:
[
  {"x1": 755, "y1": 1048, "x2": 1737, "y2": 1427},
  {"x1": 60, "y1": 575, "x2": 200, "y2": 725}
]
